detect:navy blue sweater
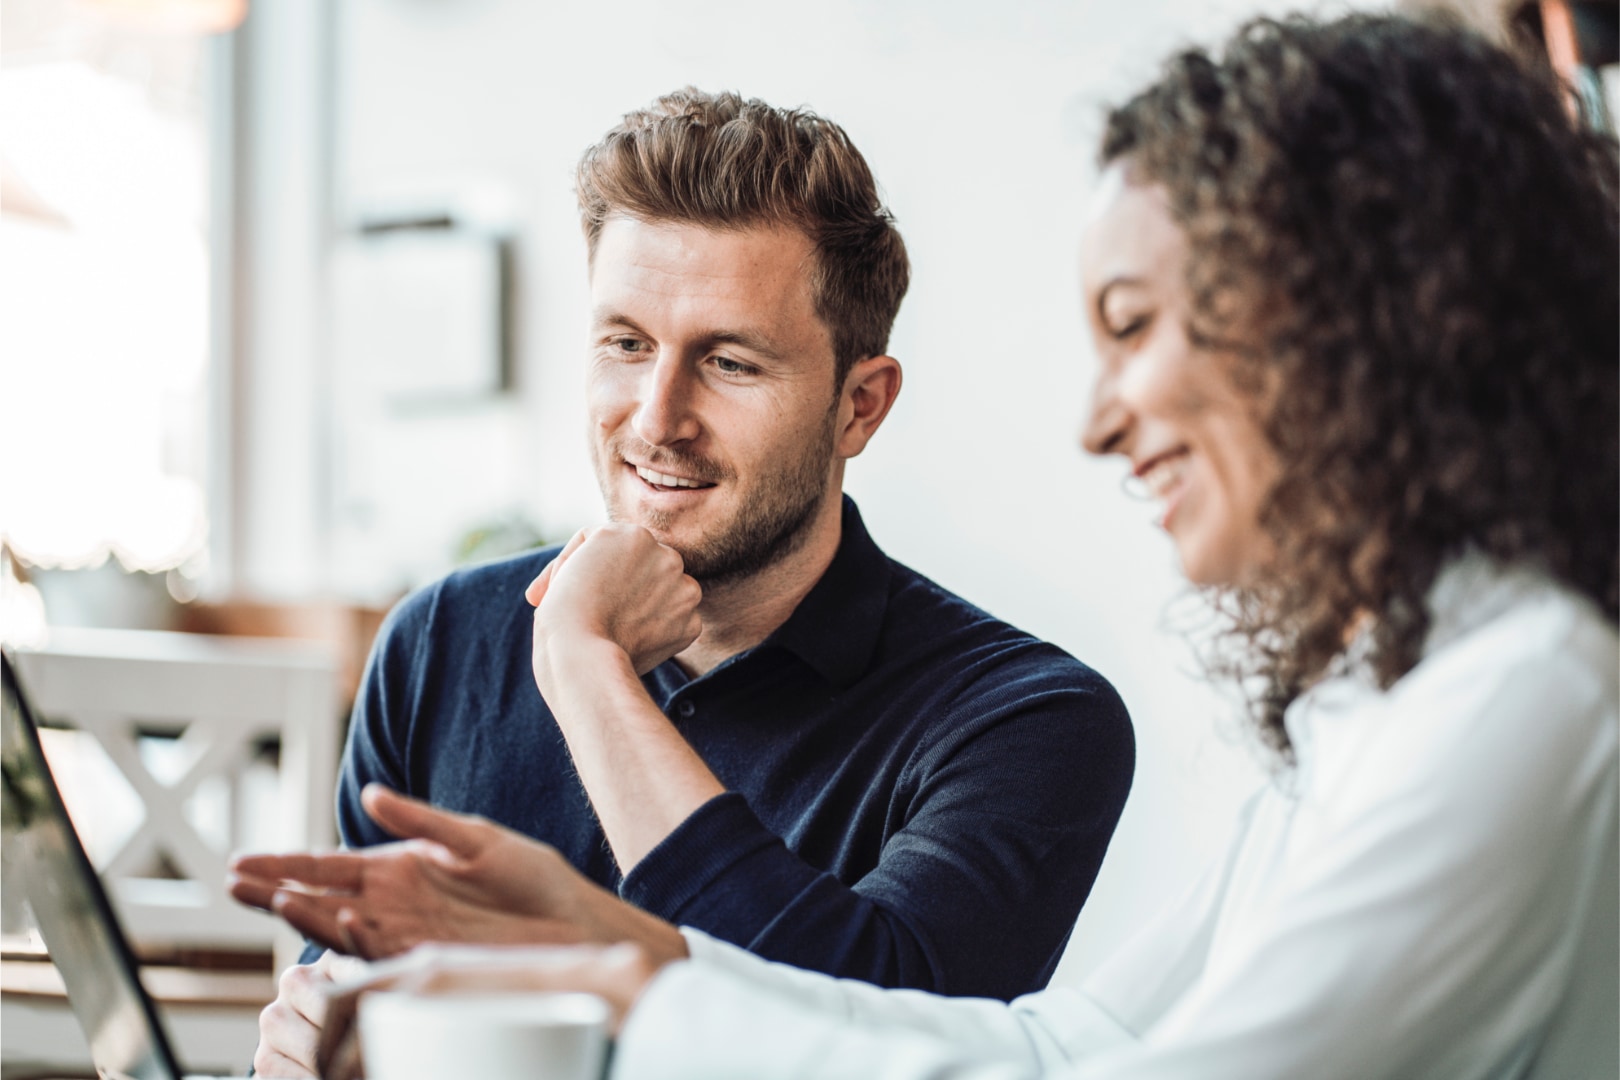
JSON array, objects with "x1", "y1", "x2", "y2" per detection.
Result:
[{"x1": 328, "y1": 498, "x2": 1133, "y2": 1000}]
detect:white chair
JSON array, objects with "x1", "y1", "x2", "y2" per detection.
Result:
[{"x1": 11, "y1": 625, "x2": 340, "y2": 970}]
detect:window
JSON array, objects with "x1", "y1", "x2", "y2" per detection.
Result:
[{"x1": 0, "y1": 1, "x2": 229, "y2": 596}]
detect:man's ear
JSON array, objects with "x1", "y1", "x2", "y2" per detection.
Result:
[{"x1": 834, "y1": 354, "x2": 903, "y2": 460}]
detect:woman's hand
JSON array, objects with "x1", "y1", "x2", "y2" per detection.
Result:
[
  {"x1": 228, "y1": 785, "x2": 690, "y2": 964},
  {"x1": 316, "y1": 942, "x2": 666, "y2": 1080},
  {"x1": 253, "y1": 950, "x2": 367, "y2": 1078}
]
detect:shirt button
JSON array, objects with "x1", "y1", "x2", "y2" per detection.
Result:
[{"x1": 676, "y1": 700, "x2": 696, "y2": 719}]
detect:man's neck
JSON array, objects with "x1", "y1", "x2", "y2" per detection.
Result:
[{"x1": 673, "y1": 494, "x2": 845, "y2": 677}]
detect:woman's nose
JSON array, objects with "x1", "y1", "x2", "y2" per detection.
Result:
[{"x1": 1081, "y1": 371, "x2": 1130, "y2": 457}]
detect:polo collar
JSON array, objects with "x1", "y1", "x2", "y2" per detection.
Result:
[{"x1": 759, "y1": 495, "x2": 891, "y2": 691}]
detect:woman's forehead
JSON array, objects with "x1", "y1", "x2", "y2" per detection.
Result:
[{"x1": 1080, "y1": 165, "x2": 1186, "y2": 295}]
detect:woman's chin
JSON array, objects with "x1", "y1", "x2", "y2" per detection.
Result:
[
  {"x1": 1174, "y1": 537, "x2": 1263, "y2": 590},
  {"x1": 1177, "y1": 556, "x2": 1227, "y2": 589}
]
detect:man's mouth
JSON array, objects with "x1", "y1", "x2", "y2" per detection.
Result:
[{"x1": 633, "y1": 463, "x2": 717, "y2": 492}]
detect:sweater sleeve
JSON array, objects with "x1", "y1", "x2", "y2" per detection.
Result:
[
  {"x1": 619, "y1": 668, "x2": 1134, "y2": 999},
  {"x1": 332, "y1": 586, "x2": 437, "y2": 851}
]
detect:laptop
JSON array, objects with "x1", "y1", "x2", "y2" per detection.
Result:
[{"x1": 2, "y1": 648, "x2": 247, "y2": 1080}]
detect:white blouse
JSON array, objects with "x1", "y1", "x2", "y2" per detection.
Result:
[{"x1": 612, "y1": 559, "x2": 1618, "y2": 1079}]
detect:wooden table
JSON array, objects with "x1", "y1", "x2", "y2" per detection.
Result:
[{"x1": 1, "y1": 954, "x2": 274, "y2": 1078}]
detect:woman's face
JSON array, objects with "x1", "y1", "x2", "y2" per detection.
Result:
[{"x1": 1079, "y1": 165, "x2": 1279, "y2": 588}]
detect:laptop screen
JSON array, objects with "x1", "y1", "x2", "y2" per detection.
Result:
[{"x1": 2, "y1": 649, "x2": 183, "y2": 1080}]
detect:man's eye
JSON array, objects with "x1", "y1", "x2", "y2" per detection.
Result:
[
  {"x1": 713, "y1": 356, "x2": 753, "y2": 375},
  {"x1": 615, "y1": 339, "x2": 647, "y2": 354}
]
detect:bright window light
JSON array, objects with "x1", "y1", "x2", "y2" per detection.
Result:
[{"x1": 0, "y1": 7, "x2": 213, "y2": 577}]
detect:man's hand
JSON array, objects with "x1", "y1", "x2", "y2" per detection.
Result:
[
  {"x1": 519, "y1": 524, "x2": 725, "y2": 872},
  {"x1": 316, "y1": 943, "x2": 667, "y2": 1080},
  {"x1": 228, "y1": 784, "x2": 689, "y2": 964},
  {"x1": 253, "y1": 950, "x2": 366, "y2": 1078},
  {"x1": 526, "y1": 523, "x2": 703, "y2": 689}
]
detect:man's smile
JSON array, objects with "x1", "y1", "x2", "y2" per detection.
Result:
[
  {"x1": 628, "y1": 461, "x2": 719, "y2": 494},
  {"x1": 634, "y1": 464, "x2": 714, "y2": 490}
]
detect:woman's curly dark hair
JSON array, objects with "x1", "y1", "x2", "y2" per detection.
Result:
[{"x1": 1102, "y1": 12, "x2": 1619, "y2": 759}]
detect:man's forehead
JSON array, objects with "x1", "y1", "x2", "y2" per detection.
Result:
[
  {"x1": 595, "y1": 214, "x2": 815, "y2": 269},
  {"x1": 589, "y1": 216, "x2": 821, "y2": 314}
]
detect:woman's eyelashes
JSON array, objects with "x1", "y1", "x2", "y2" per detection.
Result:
[{"x1": 1110, "y1": 312, "x2": 1152, "y2": 342}]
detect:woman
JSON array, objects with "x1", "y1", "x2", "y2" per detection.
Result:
[{"x1": 319, "y1": 12, "x2": 1619, "y2": 1078}]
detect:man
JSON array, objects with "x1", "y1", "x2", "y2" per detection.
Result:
[{"x1": 238, "y1": 88, "x2": 1133, "y2": 1077}]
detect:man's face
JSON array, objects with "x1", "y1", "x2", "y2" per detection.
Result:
[{"x1": 586, "y1": 216, "x2": 843, "y2": 586}]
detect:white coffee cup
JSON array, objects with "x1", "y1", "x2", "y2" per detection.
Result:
[{"x1": 359, "y1": 990, "x2": 610, "y2": 1080}]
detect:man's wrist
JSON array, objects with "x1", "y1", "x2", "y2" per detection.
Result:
[{"x1": 533, "y1": 629, "x2": 636, "y2": 701}]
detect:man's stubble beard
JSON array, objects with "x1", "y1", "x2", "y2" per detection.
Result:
[{"x1": 596, "y1": 404, "x2": 839, "y2": 590}]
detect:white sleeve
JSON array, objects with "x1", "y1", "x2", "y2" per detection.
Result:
[
  {"x1": 616, "y1": 961, "x2": 1059, "y2": 1080},
  {"x1": 1061, "y1": 634, "x2": 1617, "y2": 1079},
  {"x1": 1071, "y1": 794, "x2": 1260, "y2": 1034},
  {"x1": 611, "y1": 816, "x2": 1251, "y2": 1080},
  {"x1": 638, "y1": 929, "x2": 1128, "y2": 1067}
]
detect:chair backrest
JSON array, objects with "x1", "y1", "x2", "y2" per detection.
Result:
[{"x1": 10, "y1": 626, "x2": 340, "y2": 957}]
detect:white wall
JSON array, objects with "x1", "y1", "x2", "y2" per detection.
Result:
[
  {"x1": 232, "y1": 0, "x2": 334, "y2": 598},
  {"x1": 326, "y1": 0, "x2": 1304, "y2": 983}
]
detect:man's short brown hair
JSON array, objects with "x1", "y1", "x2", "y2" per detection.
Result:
[{"x1": 576, "y1": 88, "x2": 910, "y2": 386}]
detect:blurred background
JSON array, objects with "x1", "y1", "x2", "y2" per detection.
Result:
[{"x1": 2, "y1": 0, "x2": 1615, "y2": 1073}]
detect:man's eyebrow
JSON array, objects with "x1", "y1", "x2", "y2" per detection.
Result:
[
  {"x1": 591, "y1": 307, "x2": 644, "y2": 333},
  {"x1": 705, "y1": 329, "x2": 786, "y2": 361}
]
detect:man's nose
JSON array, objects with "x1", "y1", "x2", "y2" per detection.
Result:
[
  {"x1": 1080, "y1": 371, "x2": 1129, "y2": 458},
  {"x1": 632, "y1": 355, "x2": 702, "y2": 447}
]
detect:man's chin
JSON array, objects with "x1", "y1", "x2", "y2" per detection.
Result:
[
  {"x1": 607, "y1": 510, "x2": 729, "y2": 579},
  {"x1": 602, "y1": 505, "x2": 707, "y2": 565},
  {"x1": 602, "y1": 472, "x2": 831, "y2": 586},
  {"x1": 604, "y1": 494, "x2": 672, "y2": 534}
]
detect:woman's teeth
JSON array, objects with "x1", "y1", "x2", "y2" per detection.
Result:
[{"x1": 1139, "y1": 452, "x2": 1190, "y2": 498}]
